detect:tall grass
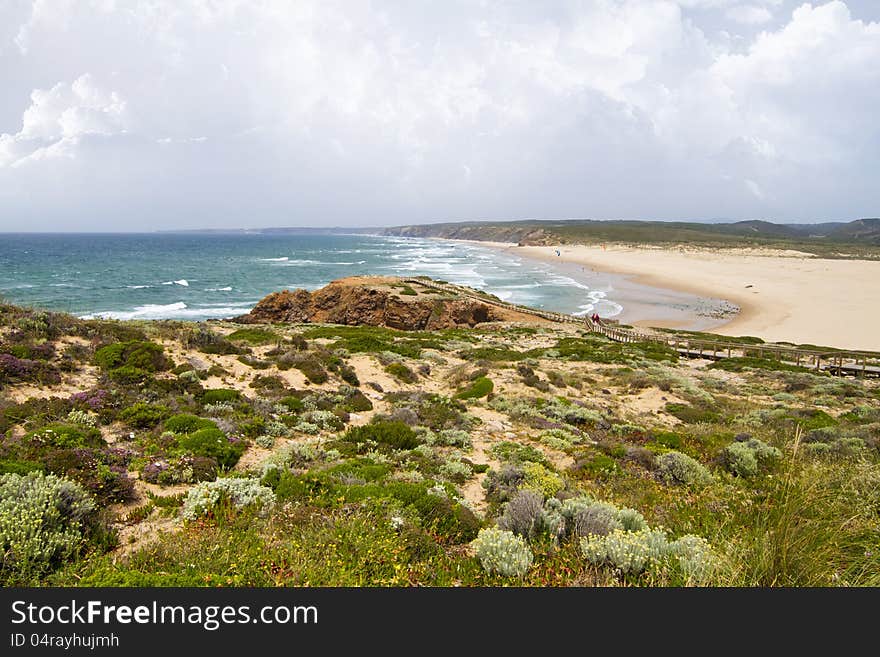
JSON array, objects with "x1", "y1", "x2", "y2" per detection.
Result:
[{"x1": 716, "y1": 428, "x2": 880, "y2": 586}]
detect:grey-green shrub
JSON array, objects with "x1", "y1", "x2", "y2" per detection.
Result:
[
  {"x1": 0, "y1": 472, "x2": 97, "y2": 579},
  {"x1": 722, "y1": 438, "x2": 781, "y2": 478},
  {"x1": 656, "y1": 451, "x2": 712, "y2": 487},
  {"x1": 722, "y1": 442, "x2": 760, "y2": 478},
  {"x1": 255, "y1": 435, "x2": 276, "y2": 449},
  {"x1": 574, "y1": 503, "x2": 623, "y2": 538},
  {"x1": 181, "y1": 477, "x2": 276, "y2": 521},
  {"x1": 617, "y1": 507, "x2": 649, "y2": 533},
  {"x1": 581, "y1": 526, "x2": 715, "y2": 582},
  {"x1": 668, "y1": 535, "x2": 715, "y2": 584},
  {"x1": 581, "y1": 528, "x2": 669, "y2": 575},
  {"x1": 433, "y1": 429, "x2": 472, "y2": 448},
  {"x1": 471, "y1": 528, "x2": 533, "y2": 577},
  {"x1": 439, "y1": 459, "x2": 473, "y2": 483},
  {"x1": 560, "y1": 496, "x2": 647, "y2": 537},
  {"x1": 496, "y1": 490, "x2": 544, "y2": 538}
]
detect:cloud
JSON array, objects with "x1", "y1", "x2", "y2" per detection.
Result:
[
  {"x1": 725, "y1": 5, "x2": 774, "y2": 24},
  {"x1": 0, "y1": 73, "x2": 126, "y2": 167},
  {"x1": 0, "y1": 0, "x2": 877, "y2": 230}
]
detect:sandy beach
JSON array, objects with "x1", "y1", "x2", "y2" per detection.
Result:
[{"x1": 485, "y1": 242, "x2": 880, "y2": 352}]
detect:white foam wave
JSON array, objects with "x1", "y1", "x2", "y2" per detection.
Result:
[
  {"x1": 80, "y1": 301, "x2": 250, "y2": 321},
  {"x1": 280, "y1": 259, "x2": 360, "y2": 266},
  {"x1": 126, "y1": 285, "x2": 151, "y2": 289},
  {"x1": 206, "y1": 286, "x2": 233, "y2": 292},
  {"x1": 81, "y1": 302, "x2": 188, "y2": 320},
  {"x1": 260, "y1": 257, "x2": 289, "y2": 262}
]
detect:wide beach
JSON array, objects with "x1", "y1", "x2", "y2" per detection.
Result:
[{"x1": 487, "y1": 242, "x2": 880, "y2": 352}]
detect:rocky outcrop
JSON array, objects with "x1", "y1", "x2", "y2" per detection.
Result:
[{"x1": 235, "y1": 277, "x2": 512, "y2": 330}]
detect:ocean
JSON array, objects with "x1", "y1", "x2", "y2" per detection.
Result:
[{"x1": 0, "y1": 233, "x2": 624, "y2": 321}]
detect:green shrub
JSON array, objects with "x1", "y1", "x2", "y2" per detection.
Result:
[
  {"x1": 385, "y1": 362, "x2": 417, "y2": 384},
  {"x1": 574, "y1": 453, "x2": 620, "y2": 479},
  {"x1": 344, "y1": 421, "x2": 422, "y2": 450},
  {"x1": 107, "y1": 365, "x2": 153, "y2": 385},
  {"x1": 0, "y1": 472, "x2": 102, "y2": 581},
  {"x1": 522, "y1": 462, "x2": 564, "y2": 498},
  {"x1": 295, "y1": 359, "x2": 328, "y2": 384},
  {"x1": 226, "y1": 328, "x2": 279, "y2": 345},
  {"x1": 554, "y1": 336, "x2": 678, "y2": 363},
  {"x1": 665, "y1": 402, "x2": 720, "y2": 424},
  {"x1": 278, "y1": 396, "x2": 305, "y2": 413},
  {"x1": 455, "y1": 376, "x2": 494, "y2": 400},
  {"x1": 177, "y1": 429, "x2": 245, "y2": 469},
  {"x1": 0, "y1": 459, "x2": 44, "y2": 475},
  {"x1": 471, "y1": 528, "x2": 533, "y2": 577},
  {"x1": 181, "y1": 477, "x2": 276, "y2": 521},
  {"x1": 339, "y1": 390, "x2": 372, "y2": 412},
  {"x1": 94, "y1": 341, "x2": 168, "y2": 372},
  {"x1": 652, "y1": 431, "x2": 684, "y2": 450},
  {"x1": 164, "y1": 414, "x2": 217, "y2": 434},
  {"x1": 458, "y1": 347, "x2": 528, "y2": 362},
  {"x1": 201, "y1": 389, "x2": 241, "y2": 404},
  {"x1": 656, "y1": 451, "x2": 712, "y2": 487},
  {"x1": 119, "y1": 403, "x2": 170, "y2": 429},
  {"x1": 491, "y1": 441, "x2": 549, "y2": 466},
  {"x1": 23, "y1": 423, "x2": 104, "y2": 450}
]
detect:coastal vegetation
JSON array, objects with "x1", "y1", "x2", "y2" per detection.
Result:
[
  {"x1": 1, "y1": 286, "x2": 879, "y2": 587},
  {"x1": 382, "y1": 218, "x2": 880, "y2": 257}
]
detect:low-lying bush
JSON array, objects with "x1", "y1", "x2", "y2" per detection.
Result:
[
  {"x1": 471, "y1": 528, "x2": 533, "y2": 577},
  {"x1": 656, "y1": 451, "x2": 712, "y2": 487},
  {"x1": 119, "y1": 403, "x2": 170, "y2": 429},
  {"x1": 385, "y1": 362, "x2": 418, "y2": 384},
  {"x1": 23, "y1": 423, "x2": 104, "y2": 450},
  {"x1": 721, "y1": 438, "x2": 781, "y2": 478},
  {"x1": 0, "y1": 472, "x2": 107, "y2": 583},
  {"x1": 94, "y1": 340, "x2": 168, "y2": 373},
  {"x1": 201, "y1": 388, "x2": 241, "y2": 405},
  {"x1": 455, "y1": 376, "x2": 494, "y2": 400},
  {"x1": 344, "y1": 421, "x2": 422, "y2": 450},
  {"x1": 164, "y1": 414, "x2": 217, "y2": 434},
  {"x1": 227, "y1": 328, "x2": 279, "y2": 345},
  {"x1": 181, "y1": 477, "x2": 276, "y2": 521},
  {"x1": 177, "y1": 429, "x2": 246, "y2": 470}
]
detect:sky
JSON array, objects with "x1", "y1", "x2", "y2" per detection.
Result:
[{"x1": 0, "y1": 1, "x2": 878, "y2": 231}]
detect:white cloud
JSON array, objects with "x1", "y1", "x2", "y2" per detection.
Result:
[
  {"x1": 0, "y1": 0, "x2": 877, "y2": 229},
  {"x1": 0, "y1": 73, "x2": 126, "y2": 167}
]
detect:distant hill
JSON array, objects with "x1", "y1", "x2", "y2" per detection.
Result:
[{"x1": 381, "y1": 218, "x2": 880, "y2": 253}]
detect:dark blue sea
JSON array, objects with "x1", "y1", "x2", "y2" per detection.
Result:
[{"x1": 0, "y1": 233, "x2": 623, "y2": 321}]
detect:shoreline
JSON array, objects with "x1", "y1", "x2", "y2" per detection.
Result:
[
  {"x1": 458, "y1": 239, "x2": 880, "y2": 351},
  {"x1": 440, "y1": 238, "x2": 738, "y2": 333}
]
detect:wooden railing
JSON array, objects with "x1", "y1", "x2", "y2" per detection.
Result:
[{"x1": 402, "y1": 277, "x2": 880, "y2": 377}]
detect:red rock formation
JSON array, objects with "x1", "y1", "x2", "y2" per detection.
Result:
[{"x1": 235, "y1": 278, "x2": 513, "y2": 330}]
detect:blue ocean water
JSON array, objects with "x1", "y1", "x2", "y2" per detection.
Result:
[{"x1": 0, "y1": 233, "x2": 623, "y2": 321}]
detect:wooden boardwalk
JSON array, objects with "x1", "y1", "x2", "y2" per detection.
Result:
[{"x1": 403, "y1": 277, "x2": 880, "y2": 377}]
